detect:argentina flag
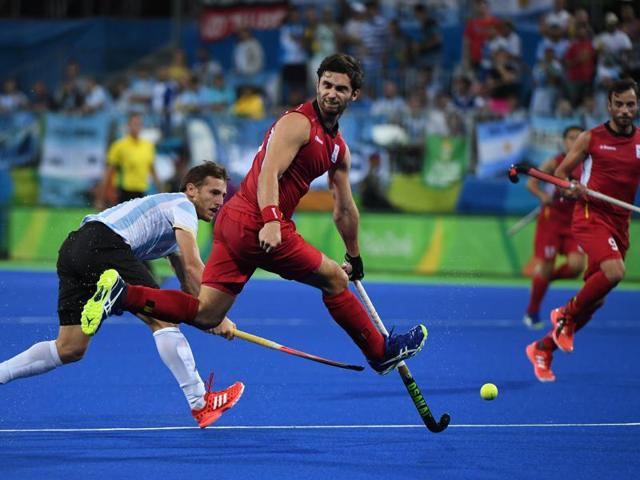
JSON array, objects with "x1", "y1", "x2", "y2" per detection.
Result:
[{"x1": 476, "y1": 119, "x2": 529, "y2": 179}]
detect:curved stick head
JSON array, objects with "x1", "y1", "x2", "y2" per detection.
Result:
[
  {"x1": 427, "y1": 413, "x2": 451, "y2": 433},
  {"x1": 508, "y1": 165, "x2": 520, "y2": 184}
]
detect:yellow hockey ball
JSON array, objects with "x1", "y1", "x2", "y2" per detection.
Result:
[{"x1": 480, "y1": 383, "x2": 498, "y2": 400}]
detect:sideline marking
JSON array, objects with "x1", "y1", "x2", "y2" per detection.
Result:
[{"x1": 1, "y1": 422, "x2": 638, "y2": 433}]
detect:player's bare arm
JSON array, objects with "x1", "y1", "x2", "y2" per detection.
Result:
[
  {"x1": 526, "y1": 157, "x2": 555, "y2": 205},
  {"x1": 555, "y1": 130, "x2": 590, "y2": 198},
  {"x1": 173, "y1": 227, "x2": 205, "y2": 296},
  {"x1": 328, "y1": 145, "x2": 360, "y2": 257},
  {"x1": 257, "y1": 112, "x2": 310, "y2": 253}
]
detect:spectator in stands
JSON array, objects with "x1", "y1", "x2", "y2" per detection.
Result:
[
  {"x1": 152, "y1": 67, "x2": 178, "y2": 136},
  {"x1": 0, "y1": 78, "x2": 28, "y2": 112},
  {"x1": 563, "y1": 22, "x2": 596, "y2": 107},
  {"x1": 536, "y1": 18, "x2": 570, "y2": 63},
  {"x1": 462, "y1": 0, "x2": 501, "y2": 73},
  {"x1": 340, "y1": 1, "x2": 367, "y2": 56},
  {"x1": 95, "y1": 112, "x2": 162, "y2": 210},
  {"x1": 191, "y1": 47, "x2": 223, "y2": 86},
  {"x1": 529, "y1": 46, "x2": 563, "y2": 116},
  {"x1": 359, "y1": 0, "x2": 390, "y2": 94},
  {"x1": 543, "y1": 0, "x2": 571, "y2": 36},
  {"x1": 568, "y1": 7, "x2": 592, "y2": 38},
  {"x1": 575, "y1": 91, "x2": 607, "y2": 128},
  {"x1": 167, "y1": 49, "x2": 191, "y2": 84},
  {"x1": 55, "y1": 80, "x2": 84, "y2": 112},
  {"x1": 410, "y1": 4, "x2": 443, "y2": 71},
  {"x1": 308, "y1": 7, "x2": 340, "y2": 90},
  {"x1": 384, "y1": 19, "x2": 411, "y2": 85},
  {"x1": 232, "y1": 86, "x2": 266, "y2": 120},
  {"x1": 425, "y1": 91, "x2": 458, "y2": 136},
  {"x1": 402, "y1": 91, "x2": 429, "y2": 144},
  {"x1": 200, "y1": 72, "x2": 235, "y2": 113},
  {"x1": 28, "y1": 80, "x2": 55, "y2": 112},
  {"x1": 233, "y1": 28, "x2": 265, "y2": 79},
  {"x1": 450, "y1": 74, "x2": 484, "y2": 131},
  {"x1": 371, "y1": 79, "x2": 409, "y2": 125},
  {"x1": 361, "y1": 152, "x2": 394, "y2": 211},
  {"x1": 620, "y1": 2, "x2": 640, "y2": 79},
  {"x1": 173, "y1": 75, "x2": 202, "y2": 126},
  {"x1": 498, "y1": 19, "x2": 522, "y2": 58},
  {"x1": 485, "y1": 46, "x2": 522, "y2": 116},
  {"x1": 594, "y1": 13, "x2": 632, "y2": 75},
  {"x1": 279, "y1": 6, "x2": 309, "y2": 106},
  {"x1": 82, "y1": 76, "x2": 111, "y2": 114},
  {"x1": 127, "y1": 65, "x2": 155, "y2": 112}
]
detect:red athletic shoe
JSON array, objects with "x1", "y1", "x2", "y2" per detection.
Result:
[
  {"x1": 192, "y1": 373, "x2": 245, "y2": 429},
  {"x1": 550, "y1": 307, "x2": 575, "y2": 353},
  {"x1": 526, "y1": 341, "x2": 556, "y2": 382}
]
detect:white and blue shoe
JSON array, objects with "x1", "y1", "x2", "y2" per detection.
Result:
[
  {"x1": 368, "y1": 325, "x2": 428, "y2": 375},
  {"x1": 81, "y1": 269, "x2": 126, "y2": 336},
  {"x1": 523, "y1": 312, "x2": 544, "y2": 330}
]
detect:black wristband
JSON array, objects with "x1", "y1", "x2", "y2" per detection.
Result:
[{"x1": 345, "y1": 253, "x2": 364, "y2": 280}]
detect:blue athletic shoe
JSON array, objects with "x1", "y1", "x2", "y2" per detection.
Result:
[
  {"x1": 81, "y1": 269, "x2": 126, "y2": 336},
  {"x1": 368, "y1": 325, "x2": 428, "y2": 375},
  {"x1": 523, "y1": 312, "x2": 544, "y2": 330}
]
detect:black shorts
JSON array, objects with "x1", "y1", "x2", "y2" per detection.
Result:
[{"x1": 56, "y1": 221, "x2": 159, "y2": 326}]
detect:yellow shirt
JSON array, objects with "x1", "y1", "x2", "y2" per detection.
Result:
[{"x1": 107, "y1": 135, "x2": 155, "y2": 193}]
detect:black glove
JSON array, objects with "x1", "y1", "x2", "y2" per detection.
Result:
[{"x1": 345, "y1": 253, "x2": 364, "y2": 280}]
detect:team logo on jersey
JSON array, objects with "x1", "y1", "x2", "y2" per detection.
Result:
[
  {"x1": 314, "y1": 135, "x2": 324, "y2": 145},
  {"x1": 636, "y1": 145, "x2": 640, "y2": 158},
  {"x1": 600, "y1": 145, "x2": 616, "y2": 151},
  {"x1": 331, "y1": 144, "x2": 340, "y2": 163}
]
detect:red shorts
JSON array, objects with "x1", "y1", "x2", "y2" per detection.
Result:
[
  {"x1": 533, "y1": 218, "x2": 581, "y2": 261},
  {"x1": 202, "y1": 206, "x2": 323, "y2": 296},
  {"x1": 572, "y1": 213, "x2": 628, "y2": 280}
]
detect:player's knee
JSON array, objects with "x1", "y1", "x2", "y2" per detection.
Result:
[
  {"x1": 329, "y1": 267, "x2": 349, "y2": 294},
  {"x1": 57, "y1": 343, "x2": 87, "y2": 364},
  {"x1": 568, "y1": 258, "x2": 586, "y2": 277},
  {"x1": 605, "y1": 267, "x2": 625, "y2": 285}
]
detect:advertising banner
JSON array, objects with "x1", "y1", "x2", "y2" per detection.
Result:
[{"x1": 200, "y1": 0, "x2": 288, "y2": 42}]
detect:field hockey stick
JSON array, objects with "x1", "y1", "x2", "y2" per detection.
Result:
[
  {"x1": 508, "y1": 163, "x2": 640, "y2": 214},
  {"x1": 353, "y1": 280, "x2": 450, "y2": 433},
  {"x1": 233, "y1": 329, "x2": 365, "y2": 372},
  {"x1": 507, "y1": 205, "x2": 541, "y2": 236}
]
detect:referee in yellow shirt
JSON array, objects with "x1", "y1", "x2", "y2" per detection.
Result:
[{"x1": 96, "y1": 113, "x2": 162, "y2": 209}]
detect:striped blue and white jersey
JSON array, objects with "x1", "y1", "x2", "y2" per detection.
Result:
[{"x1": 82, "y1": 193, "x2": 198, "y2": 260}]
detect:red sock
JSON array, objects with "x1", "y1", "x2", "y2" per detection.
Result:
[
  {"x1": 323, "y1": 289, "x2": 385, "y2": 360},
  {"x1": 536, "y1": 332, "x2": 557, "y2": 352},
  {"x1": 575, "y1": 299, "x2": 604, "y2": 332},
  {"x1": 527, "y1": 275, "x2": 550, "y2": 314},
  {"x1": 552, "y1": 263, "x2": 576, "y2": 280},
  {"x1": 565, "y1": 271, "x2": 615, "y2": 318},
  {"x1": 124, "y1": 285, "x2": 199, "y2": 324}
]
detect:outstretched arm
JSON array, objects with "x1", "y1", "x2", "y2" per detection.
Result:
[{"x1": 328, "y1": 146, "x2": 363, "y2": 279}]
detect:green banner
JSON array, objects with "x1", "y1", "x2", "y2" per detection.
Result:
[
  {"x1": 422, "y1": 135, "x2": 468, "y2": 188},
  {"x1": 7, "y1": 207, "x2": 640, "y2": 282}
]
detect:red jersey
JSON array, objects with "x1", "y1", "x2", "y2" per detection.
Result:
[
  {"x1": 230, "y1": 100, "x2": 347, "y2": 220},
  {"x1": 538, "y1": 153, "x2": 580, "y2": 235},
  {"x1": 576, "y1": 123, "x2": 640, "y2": 227}
]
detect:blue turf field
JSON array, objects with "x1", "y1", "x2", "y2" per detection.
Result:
[{"x1": 1, "y1": 270, "x2": 639, "y2": 480}]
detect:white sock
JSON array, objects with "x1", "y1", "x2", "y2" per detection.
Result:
[
  {"x1": 153, "y1": 327, "x2": 206, "y2": 410},
  {"x1": 0, "y1": 340, "x2": 63, "y2": 384}
]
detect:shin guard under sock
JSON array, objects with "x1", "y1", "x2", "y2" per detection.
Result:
[
  {"x1": 323, "y1": 289, "x2": 385, "y2": 360},
  {"x1": 124, "y1": 285, "x2": 199, "y2": 324}
]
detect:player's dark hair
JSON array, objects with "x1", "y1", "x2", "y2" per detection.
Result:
[
  {"x1": 316, "y1": 54, "x2": 364, "y2": 91},
  {"x1": 180, "y1": 161, "x2": 229, "y2": 192},
  {"x1": 562, "y1": 125, "x2": 584, "y2": 138},
  {"x1": 607, "y1": 79, "x2": 639, "y2": 101}
]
